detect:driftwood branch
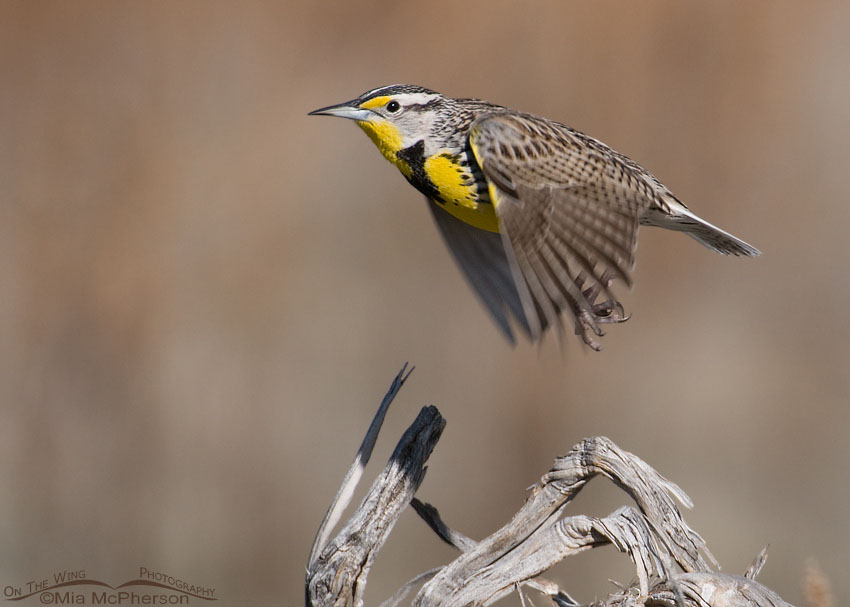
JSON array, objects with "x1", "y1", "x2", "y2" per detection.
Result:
[{"x1": 305, "y1": 367, "x2": 794, "y2": 607}]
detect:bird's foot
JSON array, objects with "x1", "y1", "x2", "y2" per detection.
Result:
[
  {"x1": 573, "y1": 270, "x2": 629, "y2": 350},
  {"x1": 591, "y1": 299, "x2": 629, "y2": 324}
]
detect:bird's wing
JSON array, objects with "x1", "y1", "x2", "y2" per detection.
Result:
[
  {"x1": 427, "y1": 198, "x2": 531, "y2": 344},
  {"x1": 468, "y1": 112, "x2": 655, "y2": 348}
]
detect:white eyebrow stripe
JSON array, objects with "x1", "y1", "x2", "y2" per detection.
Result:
[
  {"x1": 391, "y1": 92, "x2": 440, "y2": 106},
  {"x1": 360, "y1": 85, "x2": 440, "y2": 106}
]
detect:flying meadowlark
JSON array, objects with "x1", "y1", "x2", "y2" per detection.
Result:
[{"x1": 310, "y1": 85, "x2": 759, "y2": 349}]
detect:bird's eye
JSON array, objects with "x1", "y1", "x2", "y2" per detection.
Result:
[{"x1": 386, "y1": 100, "x2": 401, "y2": 113}]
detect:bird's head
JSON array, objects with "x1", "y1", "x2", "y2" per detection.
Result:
[{"x1": 309, "y1": 85, "x2": 448, "y2": 174}]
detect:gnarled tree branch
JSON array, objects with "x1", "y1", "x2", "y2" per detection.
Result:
[{"x1": 305, "y1": 367, "x2": 794, "y2": 607}]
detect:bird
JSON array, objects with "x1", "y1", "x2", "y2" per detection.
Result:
[{"x1": 309, "y1": 85, "x2": 759, "y2": 349}]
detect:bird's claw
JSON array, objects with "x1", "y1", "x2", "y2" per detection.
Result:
[
  {"x1": 572, "y1": 269, "x2": 629, "y2": 350},
  {"x1": 592, "y1": 299, "x2": 629, "y2": 324}
]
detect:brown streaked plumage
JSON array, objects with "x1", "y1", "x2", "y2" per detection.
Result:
[{"x1": 310, "y1": 85, "x2": 760, "y2": 349}]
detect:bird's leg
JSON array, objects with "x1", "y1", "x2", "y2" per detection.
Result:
[
  {"x1": 574, "y1": 312, "x2": 604, "y2": 351},
  {"x1": 592, "y1": 300, "x2": 628, "y2": 323},
  {"x1": 572, "y1": 269, "x2": 631, "y2": 350},
  {"x1": 579, "y1": 269, "x2": 630, "y2": 324}
]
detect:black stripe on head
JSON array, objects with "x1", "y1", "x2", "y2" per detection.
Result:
[{"x1": 360, "y1": 84, "x2": 437, "y2": 100}]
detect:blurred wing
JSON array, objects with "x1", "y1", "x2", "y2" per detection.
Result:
[
  {"x1": 468, "y1": 112, "x2": 653, "y2": 347},
  {"x1": 427, "y1": 199, "x2": 531, "y2": 344}
]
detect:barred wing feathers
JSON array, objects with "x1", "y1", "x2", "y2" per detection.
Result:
[{"x1": 468, "y1": 112, "x2": 656, "y2": 348}]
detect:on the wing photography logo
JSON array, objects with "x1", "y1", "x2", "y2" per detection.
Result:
[{"x1": 4, "y1": 567, "x2": 215, "y2": 605}]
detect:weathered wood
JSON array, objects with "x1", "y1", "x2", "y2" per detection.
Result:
[
  {"x1": 305, "y1": 369, "x2": 794, "y2": 607},
  {"x1": 306, "y1": 365, "x2": 445, "y2": 607},
  {"x1": 308, "y1": 363, "x2": 415, "y2": 568}
]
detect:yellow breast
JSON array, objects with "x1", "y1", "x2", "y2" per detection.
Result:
[
  {"x1": 356, "y1": 119, "x2": 413, "y2": 179},
  {"x1": 354, "y1": 116, "x2": 500, "y2": 233},
  {"x1": 424, "y1": 154, "x2": 500, "y2": 233}
]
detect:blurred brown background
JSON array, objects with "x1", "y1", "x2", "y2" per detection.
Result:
[{"x1": 2, "y1": 2, "x2": 848, "y2": 605}]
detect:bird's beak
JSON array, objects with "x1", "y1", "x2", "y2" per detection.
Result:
[{"x1": 308, "y1": 100, "x2": 373, "y2": 121}]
